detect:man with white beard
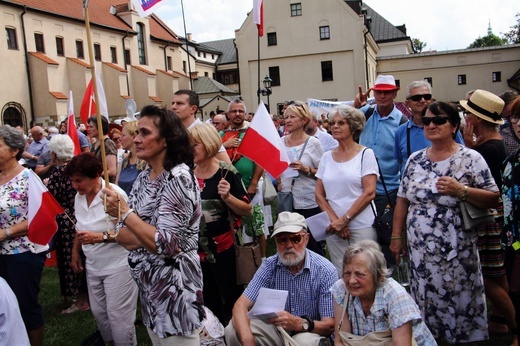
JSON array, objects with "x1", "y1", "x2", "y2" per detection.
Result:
[{"x1": 225, "y1": 212, "x2": 336, "y2": 346}]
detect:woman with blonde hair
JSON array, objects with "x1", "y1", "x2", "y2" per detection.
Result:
[
  {"x1": 191, "y1": 123, "x2": 251, "y2": 325},
  {"x1": 116, "y1": 120, "x2": 146, "y2": 196},
  {"x1": 279, "y1": 101, "x2": 324, "y2": 255}
]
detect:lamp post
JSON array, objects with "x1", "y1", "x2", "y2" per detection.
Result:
[{"x1": 256, "y1": 75, "x2": 273, "y2": 112}]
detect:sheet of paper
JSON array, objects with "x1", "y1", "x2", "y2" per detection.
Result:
[
  {"x1": 247, "y1": 287, "x2": 288, "y2": 323},
  {"x1": 281, "y1": 150, "x2": 299, "y2": 178},
  {"x1": 306, "y1": 211, "x2": 331, "y2": 242}
]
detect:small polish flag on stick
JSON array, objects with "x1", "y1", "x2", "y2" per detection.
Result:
[{"x1": 238, "y1": 101, "x2": 290, "y2": 178}]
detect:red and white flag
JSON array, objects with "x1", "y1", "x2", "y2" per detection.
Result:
[
  {"x1": 253, "y1": 0, "x2": 264, "y2": 37},
  {"x1": 79, "y1": 69, "x2": 108, "y2": 125},
  {"x1": 67, "y1": 91, "x2": 81, "y2": 156},
  {"x1": 27, "y1": 170, "x2": 64, "y2": 246},
  {"x1": 131, "y1": 0, "x2": 165, "y2": 18},
  {"x1": 238, "y1": 102, "x2": 289, "y2": 178}
]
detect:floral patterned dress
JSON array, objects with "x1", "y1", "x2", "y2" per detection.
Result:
[
  {"x1": 47, "y1": 164, "x2": 86, "y2": 298},
  {"x1": 398, "y1": 146, "x2": 497, "y2": 344},
  {"x1": 123, "y1": 164, "x2": 205, "y2": 338}
]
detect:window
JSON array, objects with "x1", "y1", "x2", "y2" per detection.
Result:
[
  {"x1": 183, "y1": 60, "x2": 187, "y2": 73},
  {"x1": 319, "y1": 26, "x2": 330, "y2": 40},
  {"x1": 424, "y1": 77, "x2": 433, "y2": 87},
  {"x1": 203, "y1": 52, "x2": 206, "y2": 58},
  {"x1": 167, "y1": 56, "x2": 172, "y2": 70},
  {"x1": 219, "y1": 71, "x2": 239, "y2": 85},
  {"x1": 211, "y1": 54, "x2": 214, "y2": 59},
  {"x1": 110, "y1": 46, "x2": 117, "y2": 64},
  {"x1": 124, "y1": 49, "x2": 131, "y2": 65},
  {"x1": 457, "y1": 75, "x2": 466, "y2": 85},
  {"x1": 136, "y1": 23, "x2": 147, "y2": 65},
  {"x1": 197, "y1": 52, "x2": 200, "y2": 57},
  {"x1": 76, "y1": 40, "x2": 84, "y2": 59},
  {"x1": 94, "y1": 43, "x2": 101, "y2": 61},
  {"x1": 267, "y1": 32, "x2": 277, "y2": 46},
  {"x1": 269, "y1": 66, "x2": 280, "y2": 86},
  {"x1": 6, "y1": 27, "x2": 18, "y2": 50},
  {"x1": 290, "y1": 3, "x2": 302, "y2": 16},
  {"x1": 321, "y1": 61, "x2": 333, "y2": 81},
  {"x1": 55, "y1": 36, "x2": 64, "y2": 56},
  {"x1": 34, "y1": 33, "x2": 44, "y2": 53},
  {"x1": 492, "y1": 71, "x2": 501, "y2": 82},
  {"x1": 204, "y1": 72, "x2": 209, "y2": 77},
  {"x1": 395, "y1": 79, "x2": 401, "y2": 88}
]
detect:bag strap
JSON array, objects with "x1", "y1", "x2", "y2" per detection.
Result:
[
  {"x1": 375, "y1": 157, "x2": 393, "y2": 208},
  {"x1": 406, "y1": 125, "x2": 411, "y2": 160},
  {"x1": 338, "y1": 291, "x2": 350, "y2": 331},
  {"x1": 286, "y1": 136, "x2": 310, "y2": 192},
  {"x1": 361, "y1": 148, "x2": 377, "y2": 218}
]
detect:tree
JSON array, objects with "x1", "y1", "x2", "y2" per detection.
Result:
[
  {"x1": 467, "y1": 33, "x2": 507, "y2": 48},
  {"x1": 412, "y1": 38, "x2": 427, "y2": 53},
  {"x1": 502, "y1": 13, "x2": 520, "y2": 44}
]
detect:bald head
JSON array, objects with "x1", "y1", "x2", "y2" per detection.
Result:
[
  {"x1": 213, "y1": 113, "x2": 228, "y2": 132},
  {"x1": 31, "y1": 126, "x2": 44, "y2": 141}
]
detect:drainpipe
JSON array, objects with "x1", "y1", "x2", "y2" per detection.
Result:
[
  {"x1": 122, "y1": 31, "x2": 130, "y2": 95},
  {"x1": 364, "y1": 30, "x2": 369, "y2": 90},
  {"x1": 163, "y1": 41, "x2": 171, "y2": 71},
  {"x1": 233, "y1": 39, "x2": 241, "y2": 96},
  {"x1": 21, "y1": 5, "x2": 35, "y2": 126}
]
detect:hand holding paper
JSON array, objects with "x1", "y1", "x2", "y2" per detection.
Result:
[{"x1": 247, "y1": 287, "x2": 288, "y2": 323}]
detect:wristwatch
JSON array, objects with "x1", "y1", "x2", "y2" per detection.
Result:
[
  {"x1": 302, "y1": 319, "x2": 309, "y2": 332},
  {"x1": 102, "y1": 231, "x2": 109, "y2": 243},
  {"x1": 301, "y1": 315, "x2": 314, "y2": 333}
]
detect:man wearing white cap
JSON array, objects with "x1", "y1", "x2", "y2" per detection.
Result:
[{"x1": 225, "y1": 212, "x2": 336, "y2": 346}]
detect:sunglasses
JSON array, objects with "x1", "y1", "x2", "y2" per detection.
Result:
[
  {"x1": 330, "y1": 119, "x2": 349, "y2": 127},
  {"x1": 421, "y1": 116, "x2": 450, "y2": 126},
  {"x1": 274, "y1": 232, "x2": 306, "y2": 246},
  {"x1": 407, "y1": 94, "x2": 432, "y2": 102}
]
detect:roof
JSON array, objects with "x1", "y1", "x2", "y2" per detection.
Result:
[
  {"x1": 200, "y1": 39, "x2": 236, "y2": 65},
  {"x1": 49, "y1": 91, "x2": 68, "y2": 99},
  {"x1": 193, "y1": 76, "x2": 237, "y2": 95},
  {"x1": 132, "y1": 65, "x2": 155, "y2": 75},
  {"x1": 3, "y1": 0, "x2": 135, "y2": 32},
  {"x1": 149, "y1": 14, "x2": 181, "y2": 44},
  {"x1": 29, "y1": 52, "x2": 58, "y2": 65},
  {"x1": 103, "y1": 62, "x2": 127, "y2": 72},
  {"x1": 363, "y1": 2, "x2": 408, "y2": 43},
  {"x1": 68, "y1": 57, "x2": 91, "y2": 68},
  {"x1": 199, "y1": 94, "x2": 236, "y2": 109}
]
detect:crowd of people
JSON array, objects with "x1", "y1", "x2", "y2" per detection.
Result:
[{"x1": 0, "y1": 79, "x2": 519, "y2": 346}]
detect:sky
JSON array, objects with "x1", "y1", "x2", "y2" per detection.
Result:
[{"x1": 154, "y1": 0, "x2": 519, "y2": 51}]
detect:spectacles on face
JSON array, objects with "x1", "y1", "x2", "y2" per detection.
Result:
[
  {"x1": 213, "y1": 122, "x2": 222, "y2": 125},
  {"x1": 113, "y1": 137, "x2": 121, "y2": 141},
  {"x1": 511, "y1": 114, "x2": 520, "y2": 124},
  {"x1": 229, "y1": 110, "x2": 245, "y2": 114},
  {"x1": 407, "y1": 94, "x2": 432, "y2": 102},
  {"x1": 329, "y1": 119, "x2": 349, "y2": 127},
  {"x1": 421, "y1": 116, "x2": 450, "y2": 126},
  {"x1": 274, "y1": 232, "x2": 306, "y2": 246}
]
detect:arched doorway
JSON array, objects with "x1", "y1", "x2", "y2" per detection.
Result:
[{"x1": 1, "y1": 102, "x2": 28, "y2": 132}]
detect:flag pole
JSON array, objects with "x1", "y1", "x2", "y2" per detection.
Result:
[
  {"x1": 257, "y1": 34, "x2": 261, "y2": 105},
  {"x1": 83, "y1": 0, "x2": 111, "y2": 186}
]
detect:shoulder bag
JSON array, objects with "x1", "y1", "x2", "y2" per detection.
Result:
[
  {"x1": 372, "y1": 157, "x2": 394, "y2": 246},
  {"x1": 262, "y1": 172, "x2": 277, "y2": 205},
  {"x1": 276, "y1": 137, "x2": 310, "y2": 214}
]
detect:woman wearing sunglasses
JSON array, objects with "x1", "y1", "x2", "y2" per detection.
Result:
[
  {"x1": 315, "y1": 105, "x2": 379, "y2": 276},
  {"x1": 390, "y1": 101, "x2": 499, "y2": 344}
]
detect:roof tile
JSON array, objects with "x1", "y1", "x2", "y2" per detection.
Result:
[{"x1": 29, "y1": 52, "x2": 59, "y2": 65}]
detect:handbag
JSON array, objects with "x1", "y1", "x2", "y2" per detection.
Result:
[
  {"x1": 262, "y1": 173, "x2": 277, "y2": 205},
  {"x1": 233, "y1": 210, "x2": 262, "y2": 285},
  {"x1": 275, "y1": 137, "x2": 310, "y2": 214},
  {"x1": 372, "y1": 157, "x2": 394, "y2": 246},
  {"x1": 460, "y1": 201, "x2": 495, "y2": 230}
]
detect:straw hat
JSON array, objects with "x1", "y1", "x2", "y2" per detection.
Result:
[
  {"x1": 460, "y1": 89, "x2": 504, "y2": 125},
  {"x1": 372, "y1": 75, "x2": 399, "y2": 91}
]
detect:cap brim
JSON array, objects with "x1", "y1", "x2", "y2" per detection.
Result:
[
  {"x1": 372, "y1": 86, "x2": 399, "y2": 91},
  {"x1": 271, "y1": 225, "x2": 305, "y2": 237}
]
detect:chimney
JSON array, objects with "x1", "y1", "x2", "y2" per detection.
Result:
[
  {"x1": 187, "y1": 33, "x2": 193, "y2": 42},
  {"x1": 109, "y1": 5, "x2": 117, "y2": 14}
]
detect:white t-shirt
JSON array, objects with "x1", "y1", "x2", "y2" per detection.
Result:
[
  {"x1": 75, "y1": 179, "x2": 129, "y2": 271},
  {"x1": 316, "y1": 148, "x2": 379, "y2": 229}
]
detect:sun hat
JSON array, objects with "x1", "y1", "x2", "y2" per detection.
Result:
[
  {"x1": 372, "y1": 75, "x2": 399, "y2": 91},
  {"x1": 460, "y1": 89, "x2": 505, "y2": 125},
  {"x1": 271, "y1": 212, "x2": 308, "y2": 237}
]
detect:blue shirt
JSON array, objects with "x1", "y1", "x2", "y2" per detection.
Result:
[
  {"x1": 26, "y1": 137, "x2": 49, "y2": 169},
  {"x1": 78, "y1": 130, "x2": 90, "y2": 150},
  {"x1": 394, "y1": 120, "x2": 465, "y2": 174},
  {"x1": 359, "y1": 105, "x2": 404, "y2": 194},
  {"x1": 244, "y1": 249, "x2": 337, "y2": 321}
]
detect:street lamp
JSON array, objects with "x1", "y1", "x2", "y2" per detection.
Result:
[{"x1": 257, "y1": 75, "x2": 273, "y2": 112}]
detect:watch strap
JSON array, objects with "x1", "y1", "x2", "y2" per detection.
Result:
[{"x1": 301, "y1": 315, "x2": 314, "y2": 333}]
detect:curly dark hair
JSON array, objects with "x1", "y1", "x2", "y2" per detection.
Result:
[
  {"x1": 139, "y1": 105, "x2": 194, "y2": 170},
  {"x1": 64, "y1": 152, "x2": 103, "y2": 178}
]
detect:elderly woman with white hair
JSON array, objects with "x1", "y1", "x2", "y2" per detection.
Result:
[
  {"x1": 46, "y1": 135, "x2": 89, "y2": 313},
  {"x1": 315, "y1": 105, "x2": 378, "y2": 276},
  {"x1": 331, "y1": 240, "x2": 435, "y2": 345}
]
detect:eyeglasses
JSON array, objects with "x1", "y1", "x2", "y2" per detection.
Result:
[
  {"x1": 511, "y1": 114, "x2": 520, "y2": 124},
  {"x1": 407, "y1": 94, "x2": 433, "y2": 102},
  {"x1": 213, "y1": 122, "x2": 222, "y2": 125},
  {"x1": 421, "y1": 116, "x2": 450, "y2": 126},
  {"x1": 113, "y1": 137, "x2": 121, "y2": 141},
  {"x1": 274, "y1": 232, "x2": 306, "y2": 246},
  {"x1": 330, "y1": 119, "x2": 349, "y2": 127}
]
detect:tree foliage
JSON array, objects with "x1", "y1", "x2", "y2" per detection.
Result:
[
  {"x1": 468, "y1": 33, "x2": 508, "y2": 48},
  {"x1": 412, "y1": 38, "x2": 427, "y2": 53},
  {"x1": 502, "y1": 13, "x2": 520, "y2": 44}
]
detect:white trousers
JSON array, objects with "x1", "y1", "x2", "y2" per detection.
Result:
[{"x1": 86, "y1": 265, "x2": 138, "y2": 346}]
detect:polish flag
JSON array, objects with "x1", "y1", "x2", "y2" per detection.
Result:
[
  {"x1": 79, "y1": 69, "x2": 108, "y2": 125},
  {"x1": 238, "y1": 102, "x2": 289, "y2": 178},
  {"x1": 27, "y1": 170, "x2": 64, "y2": 246},
  {"x1": 253, "y1": 0, "x2": 264, "y2": 37},
  {"x1": 67, "y1": 91, "x2": 81, "y2": 156}
]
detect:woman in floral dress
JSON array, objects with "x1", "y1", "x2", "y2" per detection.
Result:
[{"x1": 390, "y1": 102, "x2": 499, "y2": 344}]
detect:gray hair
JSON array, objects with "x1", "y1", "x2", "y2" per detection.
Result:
[
  {"x1": 48, "y1": 134, "x2": 74, "y2": 162},
  {"x1": 227, "y1": 98, "x2": 247, "y2": 113},
  {"x1": 406, "y1": 80, "x2": 432, "y2": 99},
  {"x1": 329, "y1": 105, "x2": 366, "y2": 139},
  {"x1": 343, "y1": 239, "x2": 391, "y2": 287},
  {"x1": 0, "y1": 125, "x2": 26, "y2": 160},
  {"x1": 499, "y1": 90, "x2": 519, "y2": 105}
]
